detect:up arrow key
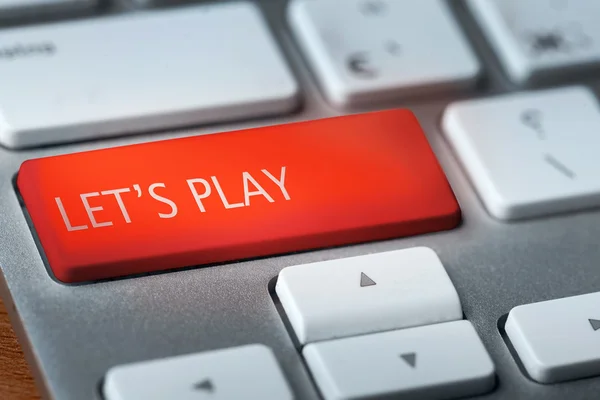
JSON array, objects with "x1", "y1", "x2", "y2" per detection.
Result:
[
  {"x1": 590, "y1": 319, "x2": 600, "y2": 331},
  {"x1": 360, "y1": 272, "x2": 376, "y2": 287}
]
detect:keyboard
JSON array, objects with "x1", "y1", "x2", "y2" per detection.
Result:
[{"x1": 1, "y1": 0, "x2": 600, "y2": 399}]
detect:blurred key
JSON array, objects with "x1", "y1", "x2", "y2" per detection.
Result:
[
  {"x1": 288, "y1": 0, "x2": 480, "y2": 108},
  {"x1": 0, "y1": 0, "x2": 97, "y2": 19},
  {"x1": 0, "y1": 2, "x2": 298, "y2": 148},
  {"x1": 105, "y1": 345, "x2": 293, "y2": 400},
  {"x1": 467, "y1": 0, "x2": 600, "y2": 84},
  {"x1": 443, "y1": 86, "x2": 600, "y2": 220}
]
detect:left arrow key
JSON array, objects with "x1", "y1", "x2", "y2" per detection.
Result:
[{"x1": 103, "y1": 344, "x2": 292, "y2": 400}]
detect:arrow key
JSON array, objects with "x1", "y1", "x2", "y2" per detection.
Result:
[
  {"x1": 276, "y1": 247, "x2": 462, "y2": 344},
  {"x1": 506, "y1": 291, "x2": 600, "y2": 383},
  {"x1": 103, "y1": 344, "x2": 292, "y2": 400},
  {"x1": 303, "y1": 321, "x2": 495, "y2": 400}
]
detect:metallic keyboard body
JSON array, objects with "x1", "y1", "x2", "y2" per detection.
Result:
[{"x1": 1, "y1": 1, "x2": 600, "y2": 399}]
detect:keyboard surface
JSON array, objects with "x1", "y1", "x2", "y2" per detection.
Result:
[{"x1": 1, "y1": 1, "x2": 600, "y2": 399}]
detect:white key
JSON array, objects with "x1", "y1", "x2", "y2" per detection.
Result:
[
  {"x1": 104, "y1": 344, "x2": 293, "y2": 400},
  {"x1": 466, "y1": 0, "x2": 600, "y2": 84},
  {"x1": 275, "y1": 247, "x2": 462, "y2": 345},
  {"x1": 0, "y1": 2, "x2": 299, "y2": 149},
  {"x1": 442, "y1": 86, "x2": 600, "y2": 220},
  {"x1": 288, "y1": 0, "x2": 480, "y2": 108},
  {"x1": 0, "y1": 0, "x2": 96, "y2": 19},
  {"x1": 506, "y1": 292, "x2": 600, "y2": 383},
  {"x1": 304, "y1": 321, "x2": 495, "y2": 400}
]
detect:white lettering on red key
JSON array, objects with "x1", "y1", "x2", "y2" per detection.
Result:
[
  {"x1": 148, "y1": 183, "x2": 178, "y2": 219},
  {"x1": 55, "y1": 167, "x2": 291, "y2": 230}
]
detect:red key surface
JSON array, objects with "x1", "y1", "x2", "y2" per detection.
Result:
[{"x1": 17, "y1": 110, "x2": 460, "y2": 283}]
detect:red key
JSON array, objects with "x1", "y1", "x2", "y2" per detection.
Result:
[{"x1": 17, "y1": 110, "x2": 460, "y2": 283}]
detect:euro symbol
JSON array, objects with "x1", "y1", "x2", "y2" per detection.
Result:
[{"x1": 347, "y1": 52, "x2": 377, "y2": 78}]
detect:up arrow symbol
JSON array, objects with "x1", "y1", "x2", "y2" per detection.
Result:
[
  {"x1": 590, "y1": 319, "x2": 600, "y2": 331},
  {"x1": 360, "y1": 272, "x2": 376, "y2": 287}
]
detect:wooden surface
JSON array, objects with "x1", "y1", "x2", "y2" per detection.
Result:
[{"x1": 0, "y1": 299, "x2": 41, "y2": 400}]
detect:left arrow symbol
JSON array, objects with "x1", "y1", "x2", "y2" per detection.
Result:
[{"x1": 193, "y1": 379, "x2": 215, "y2": 393}]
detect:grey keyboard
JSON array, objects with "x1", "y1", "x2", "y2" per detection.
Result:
[{"x1": 1, "y1": 1, "x2": 600, "y2": 399}]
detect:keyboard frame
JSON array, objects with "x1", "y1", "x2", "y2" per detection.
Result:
[{"x1": 1, "y1": 1, "x2": 600, "y2": 399}]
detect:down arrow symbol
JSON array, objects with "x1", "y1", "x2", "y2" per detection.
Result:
[{"x1": 193, "y1": 379, "x2": 214, "y2": 393}]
